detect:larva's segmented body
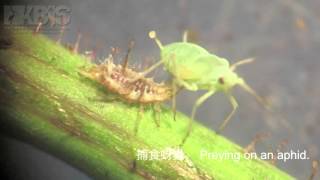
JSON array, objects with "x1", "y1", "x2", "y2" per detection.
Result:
[
  {"x1": 81, "y1": 53, "x2": 173, "y2": 135},
  {"x1": 84, "y1": 55, "x2": 172, "y2": 104}
]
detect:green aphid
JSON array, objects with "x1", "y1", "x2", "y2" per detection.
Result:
[{"x1": 137, "y1": 30, "x2": 267, "y2": 145}]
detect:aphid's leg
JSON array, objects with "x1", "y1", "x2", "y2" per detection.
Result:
[
  {"x1": 181, "y1": 90, "x2": 216, "y2": 146},
  {"x1": 217, "y1": 93, "x2": 238, "y2": 133},
  {"x1": 171, "y1": 78, "x2": 178, "y2": 121},
  {"x1": 152, "y1": 103, "x2": 161, "y2": 127},
  {"x1": 134, "y1": 104, "x2": 144, "y2": 135},
  {"x1": 171, "y1": 56, "x2": 178, "y2": 121}
]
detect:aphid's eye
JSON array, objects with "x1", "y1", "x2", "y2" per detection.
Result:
[{"x1": 218, "y1": 77, "x2": 225, "y2": 84}]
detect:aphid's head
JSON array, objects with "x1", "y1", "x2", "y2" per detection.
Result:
[
  {"x1": 216, "y1": 58, "x2": 254, "y2": 90},
  {"x1": 218, "y1": 58, "x2": 268, "y2": 107},
  {"x1": 217, "y1": 69, "x2": 243, "y2": 91}
]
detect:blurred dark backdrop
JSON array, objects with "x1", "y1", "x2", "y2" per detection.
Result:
[{"x1": 1, "y1": 0, "x2": 320, "y2": 179}]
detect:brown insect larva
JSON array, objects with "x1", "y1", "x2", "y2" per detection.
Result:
[{"x1": 81, "y1": 44, "x2": 172, "y2": 134}]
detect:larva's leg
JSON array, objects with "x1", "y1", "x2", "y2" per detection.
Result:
[
  {"x1": 134, "y1": 105, "x2": 144, "y2": 135},
  {"x1": 180, "y1": 90, "x2": 216, "y2": 146},
  {"x1": 152, "y1": 103, "x2": 161, "y2": 127},
  {"x1": 218, "y1": 93, "x2": 238, "y2": 133}
]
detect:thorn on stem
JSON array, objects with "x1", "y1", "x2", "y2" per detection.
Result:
[
  {"x1": 73, "y1": 32, "x2": 82, "y2": 54},
  {"x1": 309, "y1": 160, "x2": 319, "y2": 180},
  {"x1": 56, "y1": 16, "x2": 66, "y2": 44},
  {"x1": 33, "y1": 21, "x2": 43, "y2": 35}
]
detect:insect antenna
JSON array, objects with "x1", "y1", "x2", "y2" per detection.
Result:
[
  {"x1": 149, "y1": 31, "x2": 163, "y2": 49},
  {"x1": 122, "y1": 41, "x2": 134, "y2": 74},
  {"x1": 230, "y1": 59, "x2": 260, "y2": 107},
  {"x1": 230, "y1": 58, "x2": 255, "y2": 71},
  {"x1": 239, "y1": 81, "x2": 271, "y2": 110}
]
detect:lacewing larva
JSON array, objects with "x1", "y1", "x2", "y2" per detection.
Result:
[{"x1": 80, "y1": 43, "x2": 172, "y2": 134}]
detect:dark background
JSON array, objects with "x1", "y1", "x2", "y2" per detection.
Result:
[{"x1": 1, "y1": 0, "x2": 320, "y2": 179}]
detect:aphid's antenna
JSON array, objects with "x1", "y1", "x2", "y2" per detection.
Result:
[
  {"x1": 230, "y1": 58, "x2": 255, "y2": 71},
  {"x1": 149, "y1": 31, "x2": 163, "y2": 49},
  {"x1": 182, "y1": 30, "x2": 188, "y2": 42},
  {"x1": 122, "y1": 41, "x2": 134, "y2": 74},
  {"x1": 241, "y1": 77, "x2": 293, "y2": 133},
  {"x1": 239, "y1": 81, "x2": 271, "y2": 110}
]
